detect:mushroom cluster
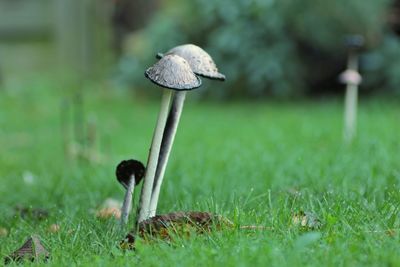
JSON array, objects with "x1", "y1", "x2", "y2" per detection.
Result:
[
  {"x1": 114, "y1": 44, "x2": 225, "y2": 230},
  {"x1": 132, "y1": 44, "x2": 225, "y2": 224}
]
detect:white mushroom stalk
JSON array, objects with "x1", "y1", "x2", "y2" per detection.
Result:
[
  {"x1": 137, "y1": 90, "x2": 172, "y2": 222},
  {"x1": 120, "y1": 174, "x2": 136, "y2": 227},
  {"x1": 137, "y1": 54, "x2": 201, "y2": 224},
  {"x1": 149, "y1": 91, "x2": 186, "y2": 216},
  {"x1": 149, "y1": 44, "x2": 225, "y2": 217}
]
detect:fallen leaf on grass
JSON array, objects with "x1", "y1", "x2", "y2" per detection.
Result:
[
  {"x1": 4, "y1": 235, "x2": 50, "y2": 264},
  {"x1": 95, "y1": 198, "x2": 122, "y2": 220},
  {"x1": 292, "y1": 211, "x2": 322, "y2": 230},
  {"x1": 96, "y1": 207, "x2": 121, "y2": 219}
]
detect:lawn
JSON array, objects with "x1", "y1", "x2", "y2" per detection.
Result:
[{"x1": 0, "y1": 79, "x2": 400, "y2": 266}]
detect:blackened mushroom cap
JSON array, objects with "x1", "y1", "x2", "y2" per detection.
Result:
[
  {"x1": 116, "y1": 159, "x2": 145, "y2": 189},
  {"x1": 145, "y1": 54, "x2": 202, "y2": 91},
  {"x1": 157, "y1": 44, "x2": 226, "y2": 81}
]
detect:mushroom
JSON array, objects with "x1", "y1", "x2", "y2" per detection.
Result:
[
  {"x1": 137, "y1": 54, "x2": 201, "y2": 223},
  {"x1": 341, "y1": 35, "x2": 364, "y2": 143},
  {"x1": 149, "y1": 44, "x2": 225, "y2": 217},
  {"x1": 116, "y1": 159, "x2": 145, "y2": 227}
]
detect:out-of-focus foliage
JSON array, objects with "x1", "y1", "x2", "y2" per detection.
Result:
[
  {"x1": 115, "y1": 0, "x2": 396, "y2": 98},
  {"x1": 363, "y1": 35, "x2": 400, "y2": 95}
]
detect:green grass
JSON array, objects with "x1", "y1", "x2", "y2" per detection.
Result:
[{"x1": 0, "y1": 79, "x2": 400, "y2": 266}]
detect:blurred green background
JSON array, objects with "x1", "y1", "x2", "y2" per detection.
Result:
[
  {"x1": 0, "y1": 0, "x2": 399, "y2": 98},
  {"x1": 1, "y1": 2, "x2": 400, "y2": 265}
]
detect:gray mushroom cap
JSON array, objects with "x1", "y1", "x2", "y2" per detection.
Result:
[
  {"x1": 157, "y1": 44, "x2": 226, "y2": 81},
  {"x1": 145, "y1": 54, "x2": 202, "y2": 91}
]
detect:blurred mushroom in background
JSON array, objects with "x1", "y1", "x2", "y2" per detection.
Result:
[{"x1": 341, "y1": 35, "x2": 364, "y2": 143}]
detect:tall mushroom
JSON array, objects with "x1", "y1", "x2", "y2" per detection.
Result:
[
  {"x1": 137, "y1": 54, "x2": 202, "y2": 223},
  {"x1": 149, "y1": 44, "x2": 225, "y2": 217},
  {"x1": 341, "y1": 35, "x2": 364, "y2": 143},
  {"x1": 116, "y1": 159, "x2": 145, "y2": 227}
]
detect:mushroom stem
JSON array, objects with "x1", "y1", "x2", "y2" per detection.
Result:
[
  {"x1": 149, "y1": 91, "x2": 187, "y2": 217},
  {"x1": 344, "y1": 52, "x2": 359, "y2": 143},
  {"x1": 137, "y1": 90, "x2": 172, "y2": 223},
  {"x1": 120, "y1": 174, "x2": 136, "y2": 227}
]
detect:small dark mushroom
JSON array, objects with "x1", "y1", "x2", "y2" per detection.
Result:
[
  {"x1": 149, "y1": 45, "x2": 225, "y2": 217},
  {"x1": 4, "y1": 235, "x2": 50, "y2": 264},
  {"x1": 137, "y1": 55, "x2": 201, "y2": 223},
  {"x1": 116, "y1": 159, "x2": 145, "y2": 189},
  {"x1": 116, "y1": 159, "x2": 145, "y2": 226}
]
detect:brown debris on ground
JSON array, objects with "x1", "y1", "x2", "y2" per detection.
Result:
[
  {"x1": 121, "y1": 211, "x2": 233, "y2": 249},
  {"x1": 4, "y1": 235, "x2": 50, "y2": 264}
]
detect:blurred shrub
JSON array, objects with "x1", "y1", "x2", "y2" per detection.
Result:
[
  {"x1": 363, "y1": 35, "x2": 400, "y2": 95},
  {"x1": 116, "y1": 0, "x2": 395, "y2": 98}
]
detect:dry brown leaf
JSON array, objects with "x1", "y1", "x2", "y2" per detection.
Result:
[
  {"x1": 96, "y1": 207, "x2": 121, "y2": 220},
  {"x1": 95, "y1": 198, "x2": 122, "y2": 219},
  {"x1": 4, "y1": 235, "x2": 50, "y2": 264}
]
